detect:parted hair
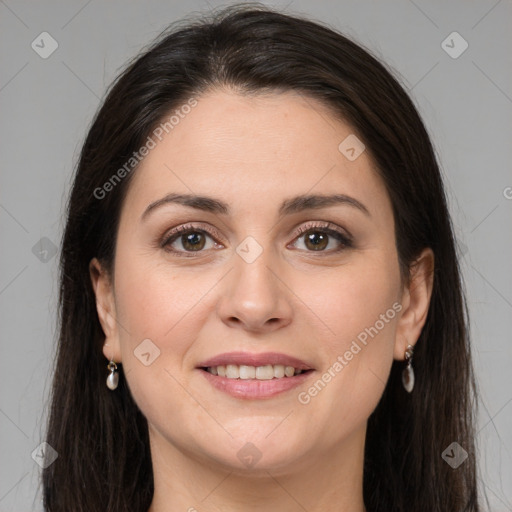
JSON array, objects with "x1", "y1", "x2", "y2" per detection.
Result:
[{"x1": 43, "y1": 4, "x2": 480, "y2": 511}]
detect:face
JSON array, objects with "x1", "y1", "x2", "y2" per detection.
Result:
[{"x1": 92, "y1": 89, "x2": 430, "y2": 475}]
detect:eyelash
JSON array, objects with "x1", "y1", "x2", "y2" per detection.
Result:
[
  {"x1": 292, "y1": 222, "x2": 353, "y2": 251},
  {"x1": 160, "y1": 221, "x2": 353, "y2": 257}
]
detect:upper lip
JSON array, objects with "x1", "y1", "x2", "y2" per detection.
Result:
[{"x1": 197, "y1": 351, "x2": 314, "y2": 371}]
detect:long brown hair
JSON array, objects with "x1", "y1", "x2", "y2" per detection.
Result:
[{"x1": 43, "y1": 4, "x2": 481, "y2": 511}]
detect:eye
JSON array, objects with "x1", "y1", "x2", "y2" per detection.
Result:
[
  {"x1": 290, "y1": 222, "x2": 352, "y2": 253},
  {"x1": 160, "y1": 221, "x2": 352, "y2": 256},
  {"x1": 161, "y1": 224, "x2": 224, "y2": 256}
]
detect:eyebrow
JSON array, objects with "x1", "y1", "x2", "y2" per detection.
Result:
[{"x1": 140, "y1": 192, "x2": 370, "y2": 221}]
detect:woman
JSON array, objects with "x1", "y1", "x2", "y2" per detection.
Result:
[{"x1": 43, "y1": 4, "x2": 481, "y2": 511}]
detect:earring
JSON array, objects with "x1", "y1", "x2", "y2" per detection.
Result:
[
  {"x1": 402, "y1": 344, "x2": 415, "y2": 393},
  {"x1": 106, "y1": 360, "x2": 119, "y2": 390}
]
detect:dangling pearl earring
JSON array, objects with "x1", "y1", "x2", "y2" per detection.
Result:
[
  {"x1": 106, "y1": 360, "x2": 119, "y2": 390},
  {"x1": 402, "y1": 344, "x2": 415, "y2": 393}
]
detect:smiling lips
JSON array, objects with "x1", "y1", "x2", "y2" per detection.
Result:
[
  {"x1": 206, "y1": 364, "x2": 304, "y2": 379},
  {"x1": 197, "y1": 351, "x2": 315, "y2": 399},
  {"x1": 197, "y1": 351, "x2": 314, "y2": 370}
]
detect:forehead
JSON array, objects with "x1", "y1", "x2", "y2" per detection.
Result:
[{"x1": 121, "y1": 89, "x2": 391, "y2": 221}]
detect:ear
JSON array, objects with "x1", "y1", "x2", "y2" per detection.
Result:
[
  {"x1": 89, "y1": 257, "x2": 122, "y2": 363},
  {"x1": 394, "y1": 248, "x2": 435, "y2": 360}
]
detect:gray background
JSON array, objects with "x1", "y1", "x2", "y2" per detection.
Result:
[{"x1": 1, "y1": 1, "x2": 511, "y2": 510}]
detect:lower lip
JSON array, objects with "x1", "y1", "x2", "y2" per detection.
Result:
[{"x1": 198, "y1": 369, "x2": 315, "y2": 399}]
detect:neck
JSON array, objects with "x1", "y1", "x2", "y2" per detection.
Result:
[{"x1": 147, "y1": 425, "x2": 367, "y2": 512}]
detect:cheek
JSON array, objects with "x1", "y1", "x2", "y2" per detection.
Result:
[
  {"x1": 295, "y1": 258, "x2": 401, "y2": 432},
  {"x1": 111, "y1": 261, "x2": 208, "y2": 434},
  {"x1": 111, "y1": 254, "x2": 197, "y2": 383},
  {"x1": 113, "y1": 253, "x2": 214, "y2": 340},
  {"x1": 305, "y1": 256, "x2": 401, "y2": 348}
]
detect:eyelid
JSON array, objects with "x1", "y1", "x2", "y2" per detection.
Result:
[
  {"x1": 160, "y1": 220, "x2": 353, "y2": 255},
  {"x1": 293, "y1": 220, "x2": 350, "y2": 235},
  {"x1": 291, "y1": 221, "x2": 353, "y2": 244},
  {"x1": 160, "y1": 222, "x2": 226, "y2": 247}
]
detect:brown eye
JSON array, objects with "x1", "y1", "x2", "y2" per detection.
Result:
[
  {"x1": 291, "y1": 225, "x2": 352, "y2": 253},
  {"x1": 304, "y1": 231, "x2": 329, "y2": 251},
  {"x1": 180, "y1": 232, "x2": 206, "y2": 251},
  {"x1": 162, "y1": 227, "x2": 221, "y2": 255}
]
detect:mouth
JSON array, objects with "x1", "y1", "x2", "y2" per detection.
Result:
[
  {"x1": 195, "y1": 352, "x2": 316, "y2": 399},
  {"x1": 199, "y1": 364, "x2": 313, "y2": 379},
  {"x1": 196, "y1": 351, "x2": 314, "y2": 373}
]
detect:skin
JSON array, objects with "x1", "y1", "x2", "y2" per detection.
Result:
[{"x1": 90, "y1": 89, "x2": 434, "y2": 512}]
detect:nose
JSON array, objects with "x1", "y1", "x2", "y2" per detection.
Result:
[{"x1": 216, "y1": 248, "x2": 293, "y2": 333}]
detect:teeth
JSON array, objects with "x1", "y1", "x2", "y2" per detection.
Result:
[
  {"x1": 284, "y1": 366, "x2": 295, "y2": 377},
  {"x1": 239, "y1": 365, "x2": 256, "y2": 379},
  {"x1": 226, "y1": 364, "x2": 239, "y2": 379},
  {"x1": 206, "y1": 364, "x2": 305, "y2": 379},
  {"x1": 273, "y1": 364, "x2": 285, "y2": 378},
  {"x1": 255, "y1": 365, "x2": 274, "y2": 380}
]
